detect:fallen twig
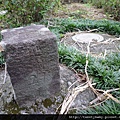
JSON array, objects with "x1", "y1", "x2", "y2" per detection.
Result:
[
  {"x1": 90, "y1": 88, "x2": 120, "y2": 105},
  {"x1": 103, "y1": 49, "x2": 107, "y2": 59},
  {"x1": 59, "y1": 83, "x2": 91, "y2": 114},
  {"x1": 109, "y1": 37, "x2": 120, "y2": 42},
  {"x1": 89, "y1": 97, "x2": 109, "y2": 108},
  {"x1": 113, "y1": 42, "x2": 120, "y2": 52},
  {"x1": 87, "y1": 29, "x2": 99, "y2": 33},
  {"x1": 58, "y1": 35, "x2": 120, "y2": 114},
  {"x1": 85, "y1": 41, "x2": 99, "y2": 96}
]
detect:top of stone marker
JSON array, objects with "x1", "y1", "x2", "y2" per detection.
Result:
[{"x1": 1, "y1": 25, "x2": 56, "y2": 45}]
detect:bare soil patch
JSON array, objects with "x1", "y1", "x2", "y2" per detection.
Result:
[{"x1": 50, "y1": 3, "x2": 113, "y2": 20}]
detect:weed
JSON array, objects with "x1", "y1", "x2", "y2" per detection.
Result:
[
  {"x1": 89, "y1": 0, "x2": 120, "y2": 21},
  {"x1": 78, "y1": 100, "x2": 120, "y2": 114},
  {"x1": 58, "y1": 43, "x2": 120, "y2": 114},
  {"x1": 40, "y1": 18, "x2": 120, "y2": 38}
]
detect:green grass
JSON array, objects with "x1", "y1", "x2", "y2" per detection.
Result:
[
  {"x1": 40, "y1": 18, "x2": 120, "y2": 38},
  {"x1": 58, "y1": 44, "x2": 120, "y2": 90},
  {"x1": 58, "y1": 43, "x2": 120, "y2": 114},
  {"x1": 0, "y1": 17, "x2": 120, "y2": 114},
  {"x1": 0, "y1": 52, "x2": 4, "y2": 65},
  {"x1": 78, "y1": 100, "x2": 120, "y2": 114}
]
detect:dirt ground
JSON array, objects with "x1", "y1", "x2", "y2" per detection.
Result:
[
  {"x1": 50, "y1": 3, "x2": 113, "y2": 20},
  {"x1": 50, "y1": 3, "x2": 119, "y2": 57}
]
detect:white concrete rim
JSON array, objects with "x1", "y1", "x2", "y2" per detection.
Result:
[{"x1": 72, "y1": 33, "x2": 104, "y2": 43}]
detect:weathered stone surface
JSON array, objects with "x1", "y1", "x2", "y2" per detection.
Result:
[
  {"x1": 0, "y1": 65, "x2": 96, "y2": 114},
  {"x1": 59, "y1": 64, "x2": 96, "y2": 113},
  {"x1": 1, "y1": 25, "x2": 60, "y2": 106}
]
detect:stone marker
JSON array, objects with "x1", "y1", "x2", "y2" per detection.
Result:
[{"x1": 1, "y1": 25, "x2": 60, "y2": 107}]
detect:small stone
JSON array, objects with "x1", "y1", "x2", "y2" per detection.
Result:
[
  {"x1": 56, "y1": 96, "x2": 63, "y2": 104},
  {"x1": 60, "y1": 80, "x2": 64, "y2": 84},
  {"x1": 20, "y1": 110, "x2": 28, "y2": 114},
  {"x1": 68, "y1": 81, "x2": 72, "y2": 86},
  {"x1": 81, "y1": 105, "x2": 87, "y2": 109}
]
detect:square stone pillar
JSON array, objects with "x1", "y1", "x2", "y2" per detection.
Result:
[{"x1": 1, "y1": 25, "x2": 60, "y2": 107}]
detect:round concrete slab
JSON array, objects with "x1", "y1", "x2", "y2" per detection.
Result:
[
  {"x1": 72, "y1": 33, "x2": 104, "y2": 43},
  {"x1": 62, "y1": 32, "x2": 119, "y2": 55}
]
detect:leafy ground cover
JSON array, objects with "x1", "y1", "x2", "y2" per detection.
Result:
[
  {"x1": 0, "y1": 1, "x2": 120, "y2": 114},
  {"x1": 0, "y1": 17, "x2": 120, "y2": 114},
  {"x1": 58, "y1": 43, "x2": 120, "y2": 114},
  {"x1": 40, "y1": 18, "x2": 120, "y2": 38},
  {"x1": 40, "y1": 18, "x2": 120, "y2": 114}
]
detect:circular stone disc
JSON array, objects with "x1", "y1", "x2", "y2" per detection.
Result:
[{"x1": 72, "y1": 33, "x2": 104, "y2": 43}]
